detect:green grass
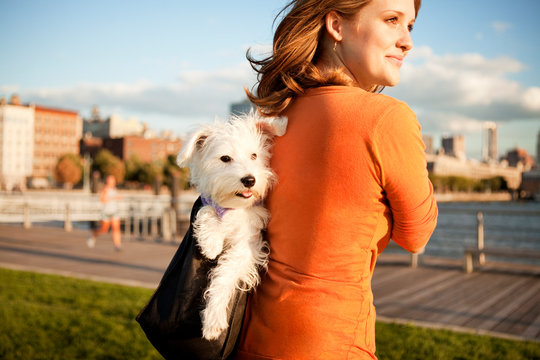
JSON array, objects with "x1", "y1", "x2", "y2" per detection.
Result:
[
  {"x1": 0, "y1": 268, "x2": 161, "y2": 360},
  {"x1": 376, "y1": 322, "x2": 540, "y2": 360},
  {"x1": 0, "y1": 267, "x2": 539, "y2": 360}
]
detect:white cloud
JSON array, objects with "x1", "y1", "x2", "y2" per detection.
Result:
[
  {"x1": 5, "y1": 45, "x2": 538, "y2": 159},
  {"x1": 0, "y1": 84, "x2": 21, "y2": 96},
  {"x1": 385, "y1": 46, "x2": 540, "y2": 158},
  {"x1": 492, "y1": 21, "x2": 512, "y2": 33},
  {"x1": 522, "y1": 87, "x2": 540, "y2": 111},
  {"x1": 389, "y1": 46, "x2": 538, "y2": 122},
  {"x1": 432, "y1": 112, "x2": 484, "y2": 133},
  {"x1": 11, "y1": 63, "x2": 257, "y2": 131}
]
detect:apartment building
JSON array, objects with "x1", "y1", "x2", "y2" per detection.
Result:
[
  {"x1": 33, "y1": 105, "x2": 82, "y2": 186},
  {"x1": 0, "y1": 96, "x2": 35, "y2": 190},
  {"x1": 102, "y1": 136, "x2": 182, "y2": 162}
]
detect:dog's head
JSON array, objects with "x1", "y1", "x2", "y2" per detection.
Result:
[{"x1": 177, "y1": 111, "x2": 287, "y2": 209}]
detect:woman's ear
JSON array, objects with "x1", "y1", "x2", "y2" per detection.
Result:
[{"x1": 325, "y1": 11, "x2": 344, "y2": 42}]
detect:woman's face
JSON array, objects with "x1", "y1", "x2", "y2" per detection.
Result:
[
  {"x1": 337, "y1": 0, "x2": 416, "y2": 89},
  {"x1": 106, "y1": 176, "x2": 116, "y2": 187}
]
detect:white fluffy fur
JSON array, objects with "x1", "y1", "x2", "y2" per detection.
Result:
[{"x1": 177, "y1": 111, "x2": 287, "y2": 340}]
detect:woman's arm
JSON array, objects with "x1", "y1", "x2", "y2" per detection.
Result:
[
  {"x1": 374, "y1": 102, "x2": 438, "y2": 253},
  {"x1": 100, "y1": 188, "x2": 108, "y2": 204}
]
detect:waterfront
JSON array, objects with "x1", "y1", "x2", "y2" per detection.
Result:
[
  {"x1": 386, "y1": 200, "x2": 540, "y2": 266},
  {"x1": 2, "y1": 190, "x2": 539, "y2": 266}
]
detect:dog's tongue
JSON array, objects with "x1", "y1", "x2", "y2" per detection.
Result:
[{"x1": 241, "y1": 191, "x2": 253, "y2": 198}]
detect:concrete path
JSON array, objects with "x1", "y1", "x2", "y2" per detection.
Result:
[{"x1": 0, "y1": 224, "x2": 178, "y2": 289}]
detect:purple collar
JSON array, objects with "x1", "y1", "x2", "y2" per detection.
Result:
[{"x1": 201, "y1": 194, "x2": 231, "y2": 219}]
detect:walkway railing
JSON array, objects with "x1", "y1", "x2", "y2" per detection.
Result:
[
  {"x1": 0, "y1": 191, "x2": 199, "y2": 242},
  {"x1": 382, "y1": 206, "x2": 540, "y2": 269},
  {"x1": 3, "y1": 192, "x2": 540, "y2": 269}
]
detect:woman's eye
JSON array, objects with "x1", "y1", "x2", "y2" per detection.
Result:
[
  {"x1": 220, "y1": 155, "x2": 232, "y2": 163},
  {"x1": 386, "y1": 17, "x2": 398, "y2": 25},
  {"x1": 251, "y1": 153, "x2": 257, "y2": 160},
  {"x1": 408, "y1": 24, "x2": 414, "y2": 32}
]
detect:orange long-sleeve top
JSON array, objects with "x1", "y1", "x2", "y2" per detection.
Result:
[{"x1": 236, "y1": 86, "x2": 438, "y2": 360}]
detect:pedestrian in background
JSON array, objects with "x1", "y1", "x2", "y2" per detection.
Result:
[{"x1": 87, "y1": 175, "x2": 123, "y2": 251}]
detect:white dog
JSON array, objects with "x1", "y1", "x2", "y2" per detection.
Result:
[{"x1": 177, "y1": 111, "x2": 287, "y2": 340}]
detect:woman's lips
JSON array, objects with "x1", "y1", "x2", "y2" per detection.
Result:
[{"x1": 387, "y1": 55, "x2": 404, "y2": 67}]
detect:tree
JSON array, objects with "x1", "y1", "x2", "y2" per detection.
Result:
[
  {"x1": 125, "y1": 154, "x2": 145, "y2": 183},
  {"x1": 484, "y1": 176, "x2": 508, "y2": 192},
  {"x1": 139, "y1": 161, "x2": 164, "y2": 185},
  {"x1": 55, "y1": 154, "x2": 83, "y2": 188},
  {"x1": 93, "y1": 149, "x2": 125, "y2": 184},
  {"x1": 164, "y1": 154, "x2": 190, "y2": 188}
]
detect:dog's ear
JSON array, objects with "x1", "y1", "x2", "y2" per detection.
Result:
[
  {"x1": 256, "y1": 115, "x2": 288, "y2": 138},
  {"x1": 176, "y1": 128, "x2": 209, "y2": 167}
]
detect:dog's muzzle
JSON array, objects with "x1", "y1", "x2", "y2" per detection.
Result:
[
  {"x1": 236, "y1": 175, "x2": 256, "y2": 199},
  {"x1": 241, "y1": 175, "x2": 256, "y2": 188}
]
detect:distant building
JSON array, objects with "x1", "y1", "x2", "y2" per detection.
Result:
[
  {"x1": 441, "y1": 135, "x2": 466, "y2": 161},
  {"x1": 83, "y1": 106, "x2": 143, "y2": 138},
  {"x1": 427, "y1": 154, "x2": 522, "y2": 190},
  {"x1": 33, "y1": 105, "x2": 82, "y2": 187},
  {"x1": 482, "y1": 122, "x2": 498, "y2": 163},
  {"x1": 520, "y1": 170, "x2": 540, "y2": 199},
  {"x1": 81, "y1": 135, "x2": 183, "y2": 163},
  {"x1": 422, "y1": 135, "x2": 434, "y2": 155},
  {"x1": 79, "y1": 135, "x2": 103, "y2": 158},
  {"x1": 0, "y1": 95, "x2": 35, "y2": 190},
  {"x1": 500, "y1": 148, "x2": 534, "y2": 171},
  {"x1": 230, "y1": 99, "x2": 255, "y2": 116}
]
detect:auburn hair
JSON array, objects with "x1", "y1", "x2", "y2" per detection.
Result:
[{"x1": 247, "y1": 0, "x2": 421, "y2": 116}]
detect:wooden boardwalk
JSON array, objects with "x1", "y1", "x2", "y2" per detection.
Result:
[
  {"x1": 373, "y1": 255, "x2": 540, "y2": 342},
  {"x1": 0, "y1": 224, "x2": 539, "y2": 343}
]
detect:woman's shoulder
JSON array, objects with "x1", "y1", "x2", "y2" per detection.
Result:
[{"x1": 305, "y1": 86, "x2": 412, "y2": 114}]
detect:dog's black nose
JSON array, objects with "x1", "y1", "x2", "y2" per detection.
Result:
[{"x1": 241, "y1": 175, "x2": 256, "y2": 188}]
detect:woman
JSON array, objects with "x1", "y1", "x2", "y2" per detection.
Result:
[
  {"x1": 87, "y1": 175, "x2": 123, "y2": 251},
  {"x1": 235, "y1": 0, "x2": 437, "y2": 359}
]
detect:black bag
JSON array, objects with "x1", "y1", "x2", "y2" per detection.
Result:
[{"x1": 136, "y1": 197, "x2": 247, "y2": 360}]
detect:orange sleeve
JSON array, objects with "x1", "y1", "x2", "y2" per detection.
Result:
[{"x1": 373, "y1": 102, "x2": 438, "y2": 253}]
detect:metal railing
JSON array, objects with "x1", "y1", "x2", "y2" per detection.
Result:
[
  {"x1": 382, "y1": 206, "x2": 540, "y2": 268},
  {"x1": 0, "y1": 191, "x2": 199, "y2": 242}
]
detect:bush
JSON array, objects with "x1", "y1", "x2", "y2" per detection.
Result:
[
  {"x1": 54, "y1": 154, "x2": 83, "y2": 188},
  {"x1": 93, "y1": 149, "x2": 125, "y2": 184},
  {"x1": 124, "y1": 154, "x2": 191, "y2": 190},
  {"x1": 429, "y1": 174, "x2": 510, "y2": 193},
  {"x1": 124, "y1": 154, "x2": 145, "y2": 183},
  {"x1": 164, "y1": 154, "x2": 190, "y2": 189}
]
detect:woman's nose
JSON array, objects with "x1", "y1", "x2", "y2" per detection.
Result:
[{"x1": 398, "y1": 27, "x2": 413, "y2": 52}]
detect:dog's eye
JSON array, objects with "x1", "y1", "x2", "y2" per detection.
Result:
[
  {"x1": 251, "y1": 153, "x2": 257, "y2": 160},
  {"x1": 220, "y1": 155, "x2": 232, "y2": 163}
]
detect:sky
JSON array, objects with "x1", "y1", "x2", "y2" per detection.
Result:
[{"x1": 1, "y1": 0, "x2": 539, "y2": 161}]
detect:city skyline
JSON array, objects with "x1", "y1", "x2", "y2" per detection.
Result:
[{"x1": 2, "y1": 0, "x2": 540, "y2": 160}]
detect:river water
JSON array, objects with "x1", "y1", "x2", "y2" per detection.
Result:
[{"x1": 385, "y1": 201, "x2": 540, "y2": 265}]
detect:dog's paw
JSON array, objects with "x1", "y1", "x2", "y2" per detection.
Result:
[
  {"x1": 201, "y1": 305, "x2": 229, "y2": 340},
  {"x1": 202, "y1": 324, "x2": 228, "y2": 340},
  {"x1": 202, "y1": 315, "x2": 228, "y2": 340}
]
